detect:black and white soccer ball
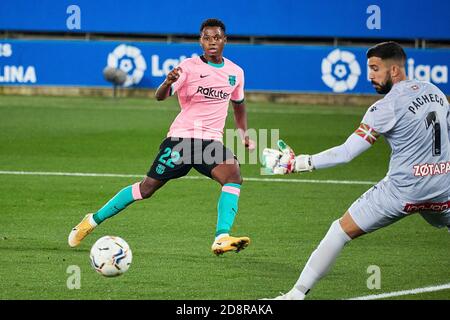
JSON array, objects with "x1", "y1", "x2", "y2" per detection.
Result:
[{"x1": 90, "y1": 236, "x2": 132, "y2": 277}]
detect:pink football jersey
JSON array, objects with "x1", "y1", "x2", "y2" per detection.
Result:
[{"x1": 168, "y1": 56, "x2": 245, "y2": 141}]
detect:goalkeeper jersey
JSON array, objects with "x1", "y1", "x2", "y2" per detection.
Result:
[{"x1": 360, "y1": 79, "x2": 450, "y2": 202}]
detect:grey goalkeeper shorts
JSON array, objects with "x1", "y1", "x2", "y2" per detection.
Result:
[{"x1": 348, "y1": 179, "x2": 450, "y2": 233}]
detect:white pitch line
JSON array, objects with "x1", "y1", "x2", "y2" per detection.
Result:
[
  {"x1": 348, "y1": 283, "x2": 450, "y2": 300},
  {"x1": 245, "y1": 176, "x2": 375, "y2": 185},
  {"x1": 0, "y1": 170, "x2": 143, "y2": 178},
  {"x1": 0, "y1": 170, "x2": 377, "y2": 186}
]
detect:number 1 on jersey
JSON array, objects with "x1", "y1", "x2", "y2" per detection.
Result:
[{"x1": 425, "y1": 111, "x2": 441, "y2": 156}]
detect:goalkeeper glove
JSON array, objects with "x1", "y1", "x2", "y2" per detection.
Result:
[
  {"x1": 262, "y1": 148, "x2": 283, "y2": 174},
  {"x1": 277, "y1": 140, "x2": 314, "y2": 172},
  {"x1": 274, "y1": 140, "x2": 296, "y2": 174},
  {"x1": 261, "y1": 140, "x2": 314, "y2": 174}
]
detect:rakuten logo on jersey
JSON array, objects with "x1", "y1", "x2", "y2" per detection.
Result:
[
  {"x1": 413, "y1": 161, "x2": 450, "y2": 177},
  {"x1": 196, "y1": 86, "x2": 230, "y2": 100}
]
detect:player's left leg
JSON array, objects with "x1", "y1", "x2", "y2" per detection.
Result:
[
  {"x1": 296, "y1": 213, "x2": 363, "y2": 299},
  {"x1": 193, "y1": 139, "x2": 249, "y2": 255},
  {"x1": 209, "y1": 160, "x2": 250, "y2": 255},
  {"x1": 211, "y1": 160, "x2": 243, "y2": 234},
  {"x1": 269, "y1": 212, "x2": 364, "y2": 300},
  {"x1": 268, "y1": 179, "x2": 406, "y2": 300}
]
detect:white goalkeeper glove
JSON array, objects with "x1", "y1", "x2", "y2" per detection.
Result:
[
  {"x1": 275, "y1": 140, "x2": 296, "y2": 174},
  {"x1": 262, "y1": 148, "x2": 283, "y2": 174},
  {"x1": 261, "y1": 140, "x2": 314, "y2": 174},
  {"x1": 261, "y1": 140, "x2": 296, "y2": 174}
]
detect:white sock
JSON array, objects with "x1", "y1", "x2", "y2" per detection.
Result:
[
  {"x1": 88, "y1": 214, "x2": 98, "y2": 227},
  {"x1": 294, "y1": 219, "x2": 351, "y2": 295},
  {"x1": 286, "y1": 287, "x2": 306, "y2": 300},
  {"x1": 215, "y1": 233, "x2": 229, "y2": 241}
]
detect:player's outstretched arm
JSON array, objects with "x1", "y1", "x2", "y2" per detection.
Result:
[
  {"x1": 263, "y1": 130, "x2": 375, "y2": 174},
  {"x1": 306, "y1": 133, "x2": 372, "y2": 170},
  {"x1": 155, "y1": 67, "x2": 182, "y2": 101}
]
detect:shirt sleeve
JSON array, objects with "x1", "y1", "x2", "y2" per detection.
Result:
[
  {"x1": 361, "y1": 98, "x2": 396, "y2": 134},
  {"x1": 311, "y1": 133, "x2": 372, "y2": 169},
  {"x1": 170, "y1": 60, "x2": 189, "y2": 95},
  {"x1": 311, "y1": 99, "x2": 396, "y2": 170},
  {"x1": 230, "y1": 68, "x2": 245, "y2": 103}
]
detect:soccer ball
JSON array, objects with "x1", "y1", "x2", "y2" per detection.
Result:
[{"x1": 89, "y1": 236, "x2": 132, "y2": 277}]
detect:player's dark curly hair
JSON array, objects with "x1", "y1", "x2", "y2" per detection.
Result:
[
  {"x1": 366, "y1": 41, "x2": 406, "y2": 64},
  {"x1": 200, "y1": 18, "x2": 226, "y2": 34}
]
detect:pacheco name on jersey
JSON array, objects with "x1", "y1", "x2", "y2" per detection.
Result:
[
  {"x1": 413, "y1": 161, "x2": 450, "y2": 177},
  {"x1": 408, "y1": 93, "x2": 446, "y2": 114}
]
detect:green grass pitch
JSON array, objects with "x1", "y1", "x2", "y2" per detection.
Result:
[{"x1": 0, "y1": 95, "x2": 448, "y2": 300}]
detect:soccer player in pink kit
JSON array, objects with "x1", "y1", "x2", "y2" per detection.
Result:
[{"x1": 68, "y1": 19, "x2": 254, "y2": 256}]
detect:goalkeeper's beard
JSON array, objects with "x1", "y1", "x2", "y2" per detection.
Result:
[{"x1": 372, "y1": 75, "x2": 393, "y2": 94}]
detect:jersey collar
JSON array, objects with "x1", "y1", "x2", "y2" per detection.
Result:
[{"x1": 200, "y1": 55, "x2": 224, "y2": 68}]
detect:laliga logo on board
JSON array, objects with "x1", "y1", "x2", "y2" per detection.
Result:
[
  {"x1": 107, "y1": 44, "x2": 147, "y2": 87},
  {"x1": 365, "y1": 58, "x2": 448, "y2": 84},
  {"x1": 321, "y1": 49, "x2": 361, "y2": 93}
]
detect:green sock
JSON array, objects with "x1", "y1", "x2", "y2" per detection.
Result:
[
  {"x1": 93, "y1": 182, "x2": 143, "y2": 224},
  {"x1": 215, "y1": 183, "x2": 241, "y2": 237}
]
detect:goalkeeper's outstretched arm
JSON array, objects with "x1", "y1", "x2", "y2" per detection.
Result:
[
  {"x1": 263, "y1": 126, "x2": 378, "y2": 174},
  {"x1": 298, "y1": 133, "x2": 372, "y2": 171}
]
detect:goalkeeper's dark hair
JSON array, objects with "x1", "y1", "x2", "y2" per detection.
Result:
[
  {"x1": 200, "y1": 18, "x2": 226, "y2": 34},
  {"x1": 366, "y1": 41, "x2": 406, "y2": 65}
]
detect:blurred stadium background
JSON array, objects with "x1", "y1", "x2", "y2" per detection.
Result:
[
  {"x1": 1, "y1": 0, "x2": 449, "y2": 103},
  {"x1": 0, "y1": 0, "x2": 449, "y2": 300}
]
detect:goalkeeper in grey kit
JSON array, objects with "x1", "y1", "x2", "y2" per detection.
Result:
[{"x1": 262, "y1": 41, "x2": 450, "y2": 300}]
